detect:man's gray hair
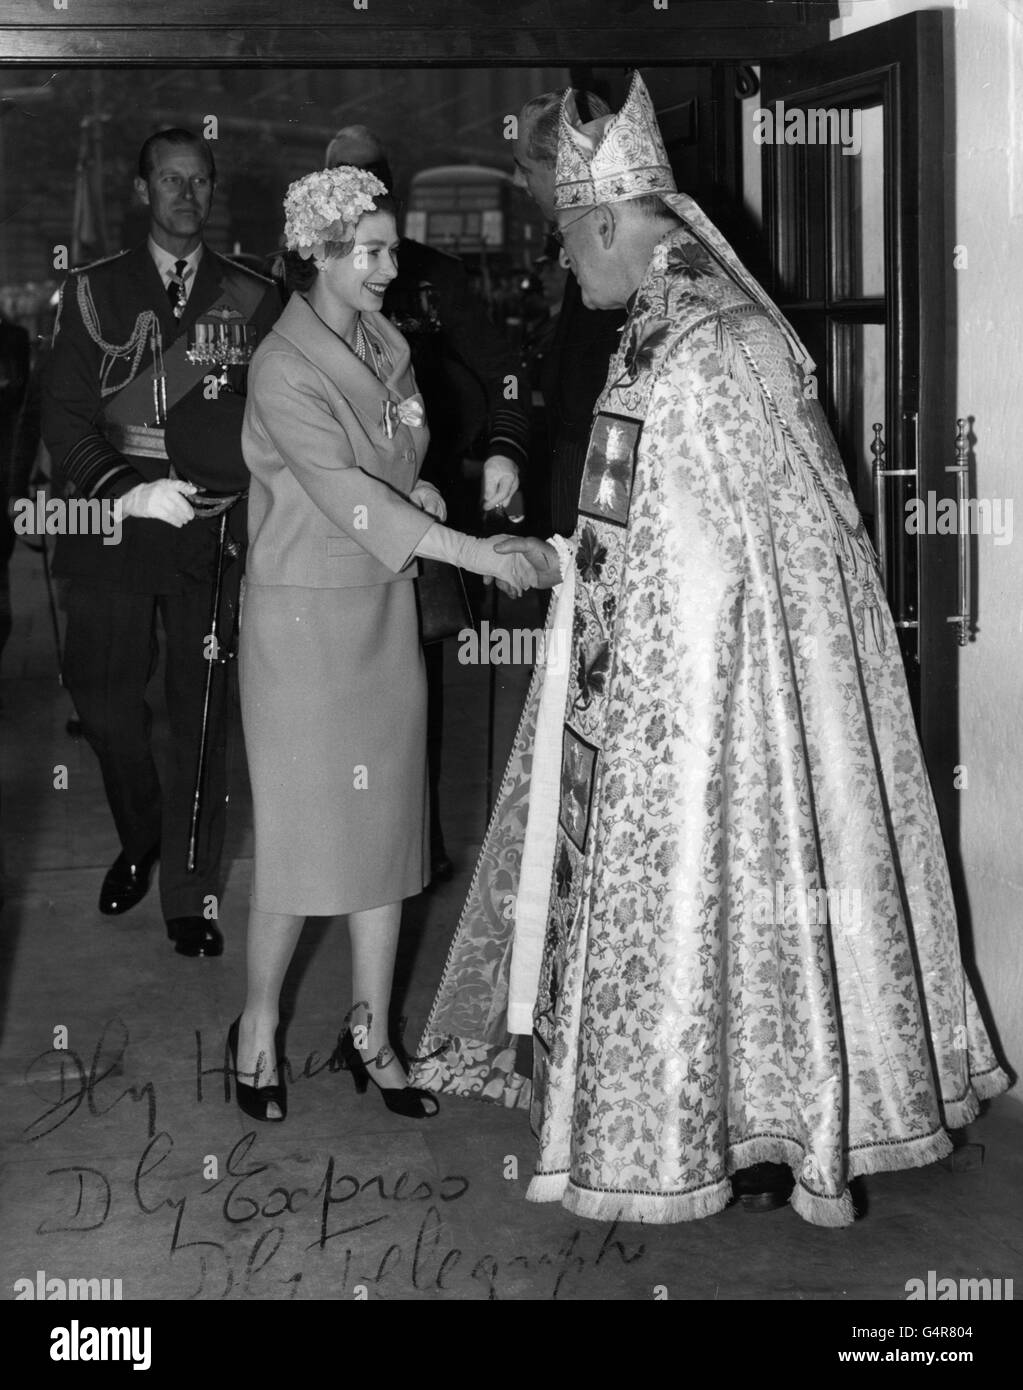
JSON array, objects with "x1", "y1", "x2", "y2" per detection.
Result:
[{"x1": 519, "y1": 90, "x2": 611, "y2": 166}]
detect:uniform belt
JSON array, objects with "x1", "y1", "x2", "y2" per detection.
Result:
[{"x1": 103, "y1": 421, "x2": 169, "y2": 460}]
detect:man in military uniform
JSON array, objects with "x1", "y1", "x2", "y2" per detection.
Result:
[
  {"x1": 325, "y1": 126, "x2": 530, "y2": 880},
  {"x1": 42, "y1": 127, "x2": 280, "y2": 957}
]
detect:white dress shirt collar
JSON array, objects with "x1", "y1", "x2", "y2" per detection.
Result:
[{"x1": 148, "y1": 239, "x2": 203, "y2": 300}]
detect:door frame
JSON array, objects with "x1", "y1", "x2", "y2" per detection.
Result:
[{"x1": 762, "y1": 11, "x2": 959, "y2": 848}]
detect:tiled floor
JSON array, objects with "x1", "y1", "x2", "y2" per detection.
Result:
[{"x1": 1, "y1": 540, "x2": 1021, "y2": 1305}]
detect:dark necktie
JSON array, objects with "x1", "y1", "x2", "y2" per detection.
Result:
[{"x1": 167, "y1": 259, "x2": 188, "y2": 318}]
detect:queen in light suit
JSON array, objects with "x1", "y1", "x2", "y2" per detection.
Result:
[{"x1": 231, "y1": 167, "x2": 536, "y2": 1122}]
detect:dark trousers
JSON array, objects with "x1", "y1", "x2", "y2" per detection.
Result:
[{"x1": 62, "y1": 570, "x2": 240, "y2": 919}]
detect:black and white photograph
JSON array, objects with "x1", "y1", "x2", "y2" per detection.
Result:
[{"x1": 0, "y1": 0, "x2": 1019, "y2": 1357}]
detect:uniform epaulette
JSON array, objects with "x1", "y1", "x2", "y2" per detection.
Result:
[
  {"x1": 214, "y1": 250, "x2": 274, "y2": 286},
  {"x1": 70, "y1": 249, "x2": 131, "y2": 275}
]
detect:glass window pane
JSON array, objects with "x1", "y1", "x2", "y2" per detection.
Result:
[
  {"x1": 829, "y1": 320, "x2": 886, "y2": 522},
  {"x1": 831, "y1": 103, "x2": 885, "y2": 300}
]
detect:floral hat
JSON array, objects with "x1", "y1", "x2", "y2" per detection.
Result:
[{"x1": 283, "y1": 165, "x2": 388, "y2": 261}]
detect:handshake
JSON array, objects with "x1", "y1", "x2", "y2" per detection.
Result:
[
  {"x1": 411, "y1": 497, "x2": 562, "y2": 601},
  {"x1": 482, "y1": 535, "x2": 562, "y2": 599}
]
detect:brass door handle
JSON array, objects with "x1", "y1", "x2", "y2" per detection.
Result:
[{"x1": 871, "y1": 421, "x2": 888, "y2": 589}]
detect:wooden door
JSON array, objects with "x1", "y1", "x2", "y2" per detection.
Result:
[{"x1": 762, "y1": 10, "x2": 961, "y2": 847}]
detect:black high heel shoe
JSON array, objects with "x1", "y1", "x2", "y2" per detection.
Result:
[
  {"x1": 338, "y1": 1029, "x2": 439, "y2": 1119},
  {"x1": 227, "y1": 1017, "x2": 287, "y2": 1123}
]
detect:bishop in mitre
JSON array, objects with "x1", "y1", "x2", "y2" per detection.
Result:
[{"x1": 412, "y1": 74, "x2": 1009, "y2": 1226}]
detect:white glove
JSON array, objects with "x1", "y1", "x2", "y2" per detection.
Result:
[
  {"x1": 482, "y1": 454, "x2": 519, "y2": 512},
  {"x1": 493, "y1": 535, "x2": 563, "y2": 590},
  {"x1": 414, "y1": 522, "x2": 538, "y2": 598},
  {"x1": 120, "y1": 478, "x2": 197, "y2": 528},
  {"x1": 409, "y1": 480, "x2": 447, "y2": 521}
]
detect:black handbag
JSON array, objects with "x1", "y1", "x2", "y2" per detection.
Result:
[{"x1": 415, "y1": 557, "x2": 475, "y2": 645}]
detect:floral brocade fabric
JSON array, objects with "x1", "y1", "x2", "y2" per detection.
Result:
[{"x1": 413, "y1": 226, "x2": 1010, "y2": 1227}]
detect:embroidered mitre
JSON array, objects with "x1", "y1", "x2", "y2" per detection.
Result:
[
  {"x1": 554, "y1": 70, "x2": 816, "y2": 377},
  {"x1": 555, "y1": 71, "x2": 675, "y2": 210}
]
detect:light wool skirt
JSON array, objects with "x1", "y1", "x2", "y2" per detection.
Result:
[{"x1": 239, "y1": 579, "x2": 429, "y2": 914}]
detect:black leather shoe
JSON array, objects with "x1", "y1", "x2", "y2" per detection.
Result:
[
  {"x1": 167, "y1": 916, "x2": 224, "y2": 958},
  {"x1": 227, "y1": 1017, "x2": 286, "y2": 1122},
  {"x1": 339, "y1": 1029, "x2": 439, "y2": 1119},
  {"x1": 98, "y1": 846, "x2": 160, "y2": 916},
  {"x1": 732, "y1": 1162, "x2": 795, "y2": 1212}
]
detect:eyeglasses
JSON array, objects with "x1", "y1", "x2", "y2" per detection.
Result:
[{"x1": 551, "y1": 206, "x2": 598, "y2": 249}]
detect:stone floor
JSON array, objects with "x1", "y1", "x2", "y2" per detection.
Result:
[{"x1": 1, "y1": 539, "x2": 1021, "y2": 1307}]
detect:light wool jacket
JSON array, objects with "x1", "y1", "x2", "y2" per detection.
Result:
[{"x1": 242, "y1": 292, "x2": 433, "y2": 588}]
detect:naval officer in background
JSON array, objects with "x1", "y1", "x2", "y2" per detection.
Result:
[{"x1": 42, "y1": 127, "x2": 281, "y2": 957}]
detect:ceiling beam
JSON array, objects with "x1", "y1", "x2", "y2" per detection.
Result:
[{"x1": 0, "y1": 1, "x2": 838, "y2": 65}]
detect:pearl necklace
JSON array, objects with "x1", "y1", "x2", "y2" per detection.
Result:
[{"x1": 303, "y1": 298, "x2": 379, "y2": 376}]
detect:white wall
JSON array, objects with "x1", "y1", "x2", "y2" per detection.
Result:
[{"x1": 834, "y1": 0, "x2": 1023, "y2": 1099}]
